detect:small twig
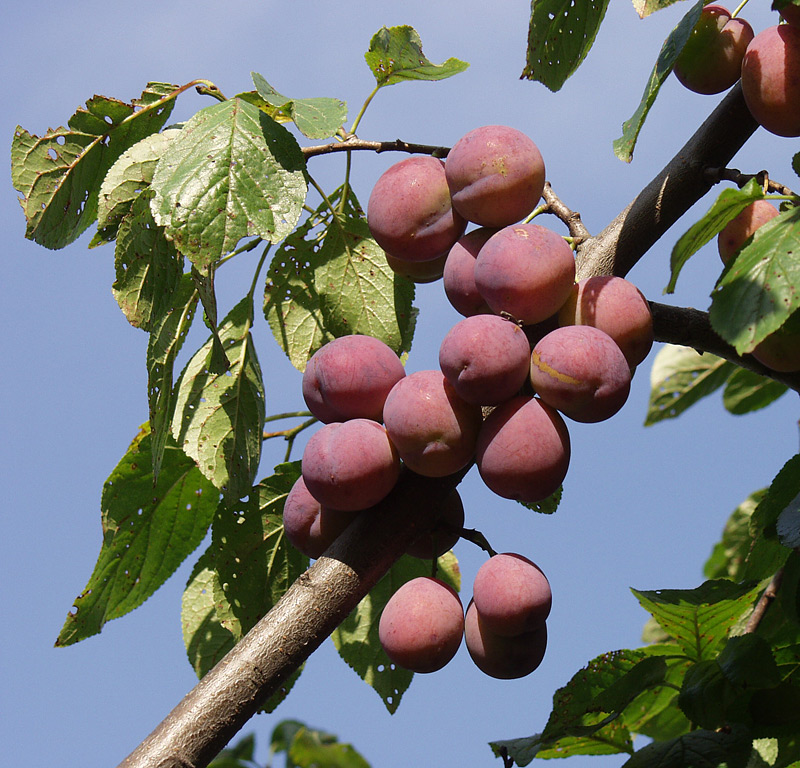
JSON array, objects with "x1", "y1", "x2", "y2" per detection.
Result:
[
  {"x1": 744, "y1": 569, "x2": 784, "y2": 633},
  {"x1": 303, "y1": 136, "x2": 450, "y2": 159},
  {"x1": 499, "y1": 746, "x2": 515, "y2": 768},
  {"x1": 541, "y1": 182, "x2": 591, "y2": 243},
  {"x1": 704, "y1": 167, "x2": 797, "y2": 198}
]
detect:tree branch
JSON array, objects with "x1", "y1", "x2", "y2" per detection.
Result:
[{"x1": 303, "y1": 137, "x2": 450, "y2": 159}]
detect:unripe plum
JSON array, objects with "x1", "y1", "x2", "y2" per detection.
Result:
[
  {"x1": 474, "y1": 224, "x2": 575, "y2": 325},
  {"x1": 378, "y1": 576, "x2": 464, "y2": 673},
  {"x1": 673, "y1": 5, "x2": 754, "y2": 94},
  {"x1": 472, "y1": 553, "x2": 552, "y2": 637},
  {"x1": 438, "y1": 314, "x2": 531, "y2": 405},
  {"x1": 406, "y1": 489, "x2": 465, "y2": 559},
  {"x1": 464, "y1": 600, "x2": 547, "y2": 679},
  {"x1": 367, "y1": 155, "x2": 467, "y2": 262},
  {"x1": 530, "y1": 326, "x2": 631, "y2": 423},
  {"x1": 717, "y1": 199, "x2": 780, "y2": 264},
  {"x1": 445, "y1": 125, "x2": 546, "y2": 228},
  {"x1": 751, "y1": 310, "x2": 800, "y2": 372},
  {"x1": 383, "y1": 370, "x2": 482, "y2": 477},
  {"x1": 386, "y1": 250, "x2": 448, "y2": 283},
  {"x1": 741, "y1": 24, "x2": 800, "y2": 137},
  {"x1": 302, "y1": 335, "x2": 406, "y2": 423},
  {"x1": 301, "y1": 419, "x2": 400, "y2": 511},
  {"x1": 476, "y1": 395, "x2": 570, "y2": 504},
  {"x1": 442, "y1": 227, "x2": 495, "y2": 317},
  {"x1": 557, "y1": 276, "x2": 654, "y2": 367},
  {"x1": 282, "y1": 476, "x2": 359, "y2": 559}
]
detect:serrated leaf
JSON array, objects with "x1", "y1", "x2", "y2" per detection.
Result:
[
  {"x1": 364, "y1": 26, "x2": 468, "y2": 88},
  {"x1": 723, "y1": 368, "x2": 787, "y2": 416},
  {"x1": 171, "y1": 298, "x2": 266, "y2": 505},
  {"x1": 632, "y1": 0, "x2": 690, "y2": 18},
  {"x1": 330, "y1": 552, "x2": 460, "y2": 714},
  {"x1": 521, "y1": 0, "x2": 610, "y2": 91},
  {"x1": 288, "y1": 726, "x2": 371, "y2": 768},
  {"x1": 151, "y1": 98, "x2": 307, "y2": 269},
  {"x1": 56, "y1": 424, "x2": 218, "y2": 646},
  {"x1": 645, "y1": 344, "x2": 735, "y2": 425},
  {"x1": 95, "y1": 127, "x2": 182, "y2": 245},
  {"x1": 666, "y1": 179, "x2": 766, "y2": 294},
  {"x1": 112, "y1": 190, "x2": 184, "y2": 331},
  {"x1": 11, "y1": 83, "x2": 178, "y2": 249},
  {"x1": 704, "y1": 491, "x2": 765, "y2": 581},
  {"x1": 622, "y1": 724, "x2": 752, "y2": 768},
  {"x1": 709, "y1": 206, "x2": 800, "y2": 354},
  {"x1": 264, "y1": 189, "x2": 416, "y2": 372},
  {"x1": 251, "y1": 73, "x2": 347, "y2": 139},
  {"x1": 631, "y1": 580, "x2": 763, "y2": 662},
  {"x1": 614, "y1": 0, "x2": 704, "y2": 162}
]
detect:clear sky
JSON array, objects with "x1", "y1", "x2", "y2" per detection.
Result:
[{"x1": 3, "y1": 1, "x2": 798, "y2": 766}]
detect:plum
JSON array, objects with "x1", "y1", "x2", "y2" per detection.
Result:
[
  {"x1": 751, "y1": 310, "x2": 800, "y2": 372},
  {"x1": 442, "y1": 227, "x2": 495, "y2": 317},
  {"x1": 741, "y1": 24, "x2": 800, "y2": 137},
  {"x1": 367, "y1": 155, "x2": 467, "y2": 261},
  {"x1": 378, "y1": 576, "x2": 464, "y2": 673},
  {"x1": 385, "y1": 250, "x2": 448, "y2": 283},
  {"x1": 717, "y1": 199, "x2": 780, "y2": 264},
  {"x1": 445, "y1": 125, "x2": 546, "y2": 228},
  {"x1": 405, "y1": 489, "x2": 465, "y2": 559},
  {"x1": 302, "y1": 334, "x2": 406, "y2": 423}
]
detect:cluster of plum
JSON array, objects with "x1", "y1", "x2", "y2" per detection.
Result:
[{"x1": 673, "y1": 2, "x2": 800, "y2": 137}]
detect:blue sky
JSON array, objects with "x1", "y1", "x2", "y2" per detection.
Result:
[{"x1": 3, "y1": 1, "x2": 798, "y2": 766}]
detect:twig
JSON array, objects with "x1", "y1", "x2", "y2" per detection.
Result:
[
  {"x1": 704, "y1": 167, "x2": 797, "y2": 197},
  {"x1": 744, "y1": 569, "x2": 784, "y2": 633},
  {"x1": 541, "y1": 182, "x2": 591, "y2": 243},
  {"x1": 303, "y1": 137, "x2": 449, "y2": 159}
]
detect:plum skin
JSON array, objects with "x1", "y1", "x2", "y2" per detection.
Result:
[
  {"x1": 302, "y1": 335, "x2": 406, "y2": 423},
  {"x1": 445, "y1": 125, "x2": 546, "y2": 228},
  {"x1": 464, "y1": 600, "x2": 548, "y2": 679},
  {"x1": 442, "y1": 227, "x2": 496, "y2": 317},
  {"x1": 405, "y1": 489, "x2": 465, "y2": 559},
  {"x1": 301, "y1": 419, "x2": 401, "y2": 511},
  {"x1": 367, "y1": 155, "x2": 467, "y2": 262},
  {"x1": 741, "y1": 24, "x2": 800, "y2": 137},
  {"x1": 717, "y1": 200, "x2": 780, "y2": 264},
  {"x1": 530, "y1": 326, "x2": 632, "y2": 423},
  {"x1": 378, "y1": 577, "x2": 464, "y2": 673},
  {"x1": 751, "y1": 311, "x2": 800, "y2": 373},
  {"x1": 673, "y1": 4, "x2": 754, "y2": 95}
]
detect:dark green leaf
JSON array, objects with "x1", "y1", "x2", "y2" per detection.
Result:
[
  {"x1": 665, "y1": 179, "x2": 765, "y2": 294},
  {"x1": 710, "y1": 206, "x2": 800, "y2": 354},
  {"x1": 11, "y1": 83, "x2": 178, "y2": 249},
  {"x1": 251, "y1": 73, "x2": 347, "y2": 139},
  {"x1": 522, "y1": 0, "x2": 610, "y2": 91},
  {"x1": 704, "y1": 491, "x2": 765, "y2": 581},
  {"x1": 151, "y1": 98, "x2": 307, "y2": 269},
  {"x1": 631, "y1": 580, "x2": 763, "y2": 662},
  {"x1": 330, "y1": 552, "x2": 459, "y2": 714},
  {"x1": 645, "y1": 345, "x2": 735, "y2": 425},
  {"x1": 56, "y1": 424, "x2": 218, "y2": 646},
  {"x1": 364, "y1": 26, "x2": 468, "y2": 87},
  {"x1": 171, "y1": 299, "x2": 266, "y2": 505},
  {"x1": 614, "y1": 0, "x2": 704, "y2": 162},
  {"x1": 208, "y1": 733, "x2": 257, "y2": 768},
  {"x1": 723, "y1": 368, "x2": 788, "y2": 415},
  {"x1": 718, "y1": 634, "x2": 781, "y2": 689},
  {"x1": 622, "y1": 724, "x2": 752, "y2": 768},
  {"x1": 749, "y1": 683, "x2": 800, "y2": 736},
  {"x1": 288, "y1": 726, "x2": 371, "y2": 768}
]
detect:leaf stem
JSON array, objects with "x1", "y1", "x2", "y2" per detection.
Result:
[
  {"x1": 264, "y1": 411, "x2": 313, "y2": 424},
  {"x1": 349, "y1": 85, "x2": 381, "y2": 137}
]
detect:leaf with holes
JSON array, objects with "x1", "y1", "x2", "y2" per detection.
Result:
[
  {"x1": 251, "y1": 72, "x2": 347, "y2": 139},
  {"x1": 645, "y1": 345, "x2": 735, "y2": 425},
  {"x1": 151, "y1": 98, "x2": 307, "y2": 269},
  {"x1": 112, "y1": 190, "x2": 184, "y2": 331},
  {"x1": 631, "y1": 580, "x2": 763, "y2": 663},
  {"x1": 364, "y1": 25, "x2": 468, "y2": 87},
  {"x1": 709, "y1": 205, "x2": 800, "y2": 354},
  {"x1": 11, "y1": 82, "x2": 178, "y2": 250},
  {"x1": 56, "y1": 424, "x2": 218, "y2": 647},
  {"x1": 94, "y1": 127, "x2": 182, "y2": 246},
  {"x1": 331, "y1": 552, "x2": 460, "y2": 714},
  {"x1": 522, "y1": 0, "x2": 610, "y2": 91},
  {"x1": 722, "y1": 368, "x2": 787, "y2": 415},
  {"x1": 171, "y1": 298, "x2": 266, "y2": 505},
  {"x1": 614, "y1": 0, "x2": 703, "y2": 162}
]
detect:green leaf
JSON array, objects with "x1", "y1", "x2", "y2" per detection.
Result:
[
  {"x1": 208, "y1": 732, "x2": 258, "y2": 768},
  {"x1": 622, "y1": 724, "x2": 752, "y2": 768},
  {"x1": 645, "y1": 344, "x2": 735, "y2": 425},
  {"x1": 151, "y1": 98, "x2": 307, "y2": 269},
  {"x1": 631, "y1": 0, "x2": 687, "y2": 18},
  {"x1": 722, "y1": 368, "x2": 787, "y2": 416},
  {"x1": 56, "y1": 424, "x2": 218, "y2": 646},
  {"x1": 11, "y1": 83, "x2": 178, "y2": 249},
  {"x1": 250, "y1": 73, "x2": 347, "y2": 139},
  {"x1": 665, "y1": 179, "x2": 766, "y2": 295},
  {"x1": 288, "y1": 726, "x2": 371, "y2": 768},
  {"x1": 364, "y1": 26, "x2": 468, "y2": 87},
  {"x1": 112, "y1": 190, "x2": 184, "y2": 331},
  {"x1": 710, "y1": 206, "x2": 800, "y2": 354},
  {"x1": 631, "y1": 580, "x2": 763, "y2": 662},
  {"x1": 171, "y1": 298, "x2": 266, "y2": 505},
  {"x1": 718, "y1": 634, "x2": 781, "y2": 689},
  {"x1": 521, "y1": 0, "x2": 611, "y2": 91},
  {"x1": 264, "y1": 188, "x2": 416, "y2": 372},
  {"x1": 94, "y1": 127, "x2": 182, "y2": 246},
  {"x1": 519, "y1": 484, "x2": 562, "y2": 515},
  {"x1": 330, "y1": 551, "x2": 460, "y2": 714},
  {"x1": 613, "y1": 0, "x2": 704, "y2": 162},
  {"x1": 704, "y1": 491, "x2": 765, "y2": 581}
]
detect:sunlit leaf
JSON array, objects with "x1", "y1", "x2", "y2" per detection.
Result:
[
  {"x1": 632, "y1": 0, "x2": 688, "y2": 18},
  {"x1": 704, "y1": 491, "x2": 765, "y2": 581},
  {"x1": 722, "y1": 368, "x2": 787, "y2": 415}
]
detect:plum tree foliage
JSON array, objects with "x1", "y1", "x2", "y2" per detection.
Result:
[{"x1": 10, "y1": 1, "x2": 800, "y2": 767}]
